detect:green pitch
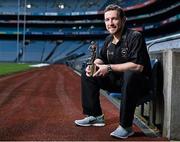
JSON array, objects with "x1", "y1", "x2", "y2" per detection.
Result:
[{"x1": 0, "y1": 63, "x2": 32, "y2": 76}]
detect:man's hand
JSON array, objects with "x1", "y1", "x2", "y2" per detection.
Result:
[
  {"x1": 85, "y1": 58, "x2": 105, "y2": 77},
  {"x1": 85, "y1": 65, "x2": 91, "y2": 77},
  {"x1": 93, "y1": 64, "x2": 109, "y2": 77}
]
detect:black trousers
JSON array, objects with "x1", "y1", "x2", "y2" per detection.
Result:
[{"x1": 81, "y1": 70, "x2": 150, "y2": 128}]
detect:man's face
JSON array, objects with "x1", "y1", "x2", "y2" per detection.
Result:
[{"x1": 104, "y1": 10, "x2": 122, "y2": 35}]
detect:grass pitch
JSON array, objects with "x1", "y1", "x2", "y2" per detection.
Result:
[{"x1": 0, "y1": 63, "x2": 32, "y2": 76}]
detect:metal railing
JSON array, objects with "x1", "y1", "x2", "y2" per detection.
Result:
[{"x1": 147, "y1": 33, "x2": 180, "y2": 50}]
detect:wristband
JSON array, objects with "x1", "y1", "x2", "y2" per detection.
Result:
[{"x1": 107, "y1": 64, "x2": 112, "y2": 72}]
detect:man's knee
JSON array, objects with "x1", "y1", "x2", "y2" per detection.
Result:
[
  {"x1": 81, "y1": 71, "x2": 96, "y2": 83},
  {"x1": 81, "y1": 71, "x2": 86, "y2": 78}
]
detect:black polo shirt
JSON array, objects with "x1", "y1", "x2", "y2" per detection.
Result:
[{"x1": 98, "y1": 28, "x2": 152, "y2": 78}]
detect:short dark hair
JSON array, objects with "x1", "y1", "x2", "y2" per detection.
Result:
[{"x1": 104, "y1": 4, "x2": 126, "y2": 19}]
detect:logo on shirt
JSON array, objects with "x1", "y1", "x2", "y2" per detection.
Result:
[{"x1": 121, "y1": 48, "x2": 128, "y2": 57}]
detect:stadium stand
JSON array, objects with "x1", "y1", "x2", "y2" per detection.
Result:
[
  {"x1": 0, "y1": 40, "x2": 17, "y2": 61},
  {"x1": 0, "y1": 0, "x2": 179, "y2": 140}
]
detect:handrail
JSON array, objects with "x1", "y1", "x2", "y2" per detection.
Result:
[{"x1": 147, "y1": 33, "x2": 180, "y2": 50}]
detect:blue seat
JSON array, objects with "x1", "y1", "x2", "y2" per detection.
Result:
[{"x1": 109, "y1": 92, "x2": 123, "y2": 100}]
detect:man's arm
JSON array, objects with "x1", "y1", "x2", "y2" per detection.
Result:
[
  {"x1": 110, "y1": 62, "x2": 143, "y2": 72},
  {"x1": 93, "y1": 62, "x2": 143, "y2": 77}
]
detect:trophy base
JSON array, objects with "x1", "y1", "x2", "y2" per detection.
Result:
[{"x1": 89, "y1": 64, "x2": 97, "y2": 76}]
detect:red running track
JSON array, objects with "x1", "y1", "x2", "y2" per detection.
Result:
[{"x1": 0, "y1": 64, "x2": 167, "y2": 141}]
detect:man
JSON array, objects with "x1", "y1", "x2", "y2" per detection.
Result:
[{"x1": 74, "y1": 4, "x2": 152, "y2": 139}]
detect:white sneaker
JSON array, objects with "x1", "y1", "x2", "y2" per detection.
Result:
[
  {"x1": 110, "y1": 125, "x2": 134, "y2": 139},
  {"x1": 74, "y1": 114, "x2": 105, "y2": 127}
]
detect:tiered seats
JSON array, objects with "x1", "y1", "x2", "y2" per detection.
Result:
[
  {"x1": 0, "y1": 0, "x2": 114, "y2": 14},
  {"x1": 41, "y1": 41, "x2": 56, "y2": 62},
  {"x1": 120, "y1": 0, "x2": 149, "y2": 8},
  {"x1": 0, "y1": 40, "x2": 17, "y2": 62},
  {"x1": 21, "y1": 41, "x2": 44, "y2": 62},
  {"x1": 51, "y1": 41, "x2": 83, "y2": 62}
]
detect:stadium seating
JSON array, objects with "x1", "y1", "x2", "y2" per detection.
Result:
[
  {"x1": 0, "y1": 40, "x2": 17, "y2": 62},
  {"x1": 0, "y1": 0, "x2": 157, "y2": 14}
]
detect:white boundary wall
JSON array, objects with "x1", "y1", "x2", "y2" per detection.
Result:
[{"x1": 149, "y1": 37, "x2": 180, "y2": 140}]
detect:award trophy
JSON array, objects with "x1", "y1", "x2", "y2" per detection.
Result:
[{"x1": 87, "y1": 41, "x2": 98, "y2": 76}]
